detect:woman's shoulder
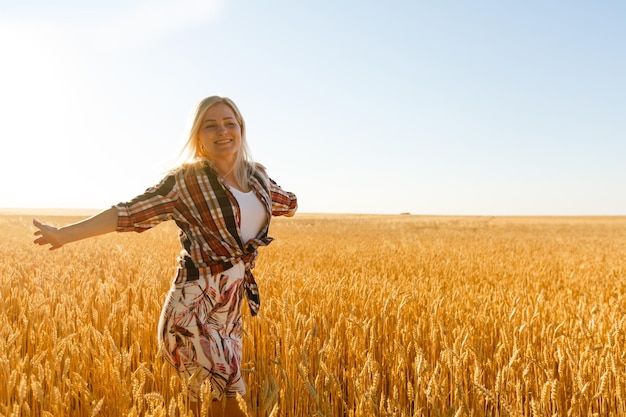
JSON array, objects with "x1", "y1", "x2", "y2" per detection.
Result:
[
  {"x1": 175, "y1": 159, "x2": 209, "y2": 176},
  {"x1": 252, "y1": 162, "x2": 268, "y2": 177},
  {"x1": 250, "y1": 162, "x2": 270, "y2": 181},
  {"x1": 156, "y1": 160, "x2": 208, "y2": 188},
  {"x1": 249, "y1": 162, "x2": 271, "y2": 190}
]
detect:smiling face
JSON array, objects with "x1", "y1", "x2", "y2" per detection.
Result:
[{"x1": 198, "y1": 102, "x2": 242, "y2": 164}]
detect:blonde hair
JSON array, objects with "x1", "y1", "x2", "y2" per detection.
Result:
[{"x1": 178, "y1": 96, "x2": 257, "y2": 190}]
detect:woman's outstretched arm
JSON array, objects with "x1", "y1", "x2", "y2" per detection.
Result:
[{"x1": 33, "y1": 207, "x2": 118, "y2": 250}]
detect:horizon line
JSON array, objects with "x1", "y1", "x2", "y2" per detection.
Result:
[{"x1": 2, "y1": 207, "x2": 624, "y2": 218}]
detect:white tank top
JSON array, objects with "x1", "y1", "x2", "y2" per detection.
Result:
[{"x1": 228, "y1": 186, "x2": 267, "y2": 242}]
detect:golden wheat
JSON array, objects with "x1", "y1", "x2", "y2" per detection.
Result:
[{"x1": 1, "y1": 213, "x2": 626, "y2": 416}]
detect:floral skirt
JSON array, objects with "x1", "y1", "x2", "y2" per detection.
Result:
[{"x1": 157, "y1": 261, "x2": 247, "y2": 400}]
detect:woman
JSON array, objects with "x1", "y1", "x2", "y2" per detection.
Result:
[{"x1": 33, "y1": 96, "x2": 298, "y2": 416}]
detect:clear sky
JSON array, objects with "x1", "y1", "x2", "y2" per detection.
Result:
[{"x1": 1, "y1": 0, "x2": 624, "y2": 215}]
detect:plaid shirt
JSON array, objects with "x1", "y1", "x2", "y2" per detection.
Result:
[{"x1": 114, "y1": 160, "x2": 297, "y2": 315}]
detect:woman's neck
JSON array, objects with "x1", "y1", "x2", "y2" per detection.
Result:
[
  {"x1": 211, "y1": 158, "x2": 236, "y2": 178},
  {"x1": 212, "y1": 159, "x2": 249, "y2": 192}
]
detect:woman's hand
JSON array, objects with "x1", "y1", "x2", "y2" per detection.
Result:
[
  {"x1": 32, "y1": 208, "x2": 119, "y2": 251},
  {"x1": 33, "y1": 219, "x2": 65, "y2": 250}
]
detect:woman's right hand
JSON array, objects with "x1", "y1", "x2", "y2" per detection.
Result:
[
  {"x1": 33, "y1": 219, "x2": 66, "y2": 250},
  {"x1": 32, "y1": 208, "x2": 119, "y2": 251}
]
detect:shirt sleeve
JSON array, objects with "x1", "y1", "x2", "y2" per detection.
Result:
[
  {"x1": 269, "y1": 178, "x2": 298, "y2": 217},
  {"x1": 114, "y1": 173, "x2": 179, "y2": 232}
]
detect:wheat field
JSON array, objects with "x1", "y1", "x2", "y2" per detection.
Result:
[{"x1": 1, "y1": 212, "x2": 625, "y2": 416}]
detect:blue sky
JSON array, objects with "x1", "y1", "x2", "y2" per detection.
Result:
[{"x1": 1, "y1": 0, "x2": 624, "y2": 215}]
